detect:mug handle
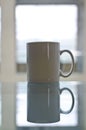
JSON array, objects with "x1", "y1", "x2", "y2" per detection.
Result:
[
  {"x1": 60, "y1": 50, "x2": 74, "y2": 77},
  {"x1": 60, "y1": 88, "x2": 74, "y2": 114}
]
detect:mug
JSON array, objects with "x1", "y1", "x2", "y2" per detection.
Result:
[
  {"x1": 27, "y1": 82, "x2": 74, "y2": 123},
  {"x1": 27, "y1": 41, "x2": 74, "y2": 123},
  {"x1": 27, "y1": 41, "x2": 74, "y2": 82}
]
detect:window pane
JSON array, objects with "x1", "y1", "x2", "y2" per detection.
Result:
[{"x1": 15, "y1": 5, "x2": 77, "y2": 71}]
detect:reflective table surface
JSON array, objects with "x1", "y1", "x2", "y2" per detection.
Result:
[{"x1": 0, "y1": 81, "x2": 86, "y2": 130}]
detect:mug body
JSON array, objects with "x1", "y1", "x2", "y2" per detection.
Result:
[
  {"x1": 27, "y1": 42, "x2": 60, "y2": 82},
  {"x1": 27, "y1": 42, "x2": 60, "y2": 123},
  {"x1": 27, "y1": 82, "x2": 60, "y2": 123}
]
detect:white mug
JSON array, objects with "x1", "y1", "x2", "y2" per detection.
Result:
[
  {"x1": 27, "y1": 41, "x2": 74, "y2": 123},
  {"x1": 27, "y1": 42, "x2": 74, "y2": 82}
]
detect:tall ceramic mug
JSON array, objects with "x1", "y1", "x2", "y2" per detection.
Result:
[{"x1": 27, "y1": 41, "x2": 74, "y2": 123}]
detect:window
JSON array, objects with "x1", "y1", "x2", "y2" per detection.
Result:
[
  {"x1": 15, "y1": 5, "x2": 78, "y2": 72},
  {"x1": 15, "y1": 4, "x2": 79, "y2": 129}
]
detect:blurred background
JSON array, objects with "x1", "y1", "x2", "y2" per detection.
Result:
[{"x1": 0, "y1": 0, "x2": 86, "y2": 130}]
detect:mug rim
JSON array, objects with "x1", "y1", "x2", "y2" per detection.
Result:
[{"x1": 27, "y1": 41, "x2": 60, "y2": 45}]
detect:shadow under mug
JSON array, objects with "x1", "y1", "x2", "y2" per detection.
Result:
[
  {"x1": 27, "y1": 82, "x2": 74, "y2": 123},
  {"x1": 27, "y1": 42, "x2": 74, "y2": 82}
]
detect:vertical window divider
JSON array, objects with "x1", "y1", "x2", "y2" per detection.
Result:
[{"x1": 1, "y1": 0, "x2": 16, "y2": 82}]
